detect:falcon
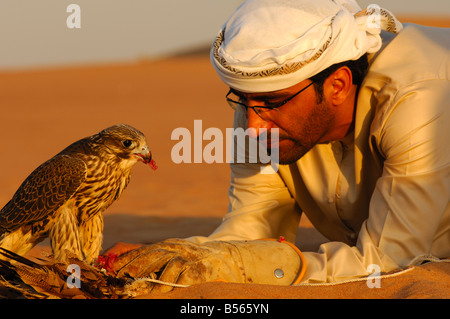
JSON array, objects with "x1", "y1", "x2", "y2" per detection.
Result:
[{"x1": 0, "y1": 124, "x2": 157, "y2": 264}]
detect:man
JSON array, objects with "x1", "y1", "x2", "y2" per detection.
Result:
[{"x1": 109, "y1": 0, "x2": 449, "y2": 289}]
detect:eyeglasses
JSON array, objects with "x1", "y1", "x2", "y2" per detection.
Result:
[{"x1": 226, "y1": 81, "x2": 314, "y2": 120}]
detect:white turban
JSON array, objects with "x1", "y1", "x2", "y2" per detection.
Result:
[{"x1": 211, "y1": 0, "x2": 403, "y2": 92}]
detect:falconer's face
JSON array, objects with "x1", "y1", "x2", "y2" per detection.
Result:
[
  {"x1": 228, "y1": 67, "x2": 356, "y2": 164},
  {"x1": 230, "y1": 80, "x2": 333, "y2": 164}
]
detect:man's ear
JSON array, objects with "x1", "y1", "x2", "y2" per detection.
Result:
[{"x1": 324, "y1": 66, "x2": 354, "y2": 106}]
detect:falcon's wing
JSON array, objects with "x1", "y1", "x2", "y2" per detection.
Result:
[{"x1": 0, "y1": 155, "x2": 86, "y2": 233}]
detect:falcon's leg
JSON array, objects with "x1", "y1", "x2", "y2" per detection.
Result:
[
  {"x1": 80, "y1": 213, "x2": 104, "y2": 264},
  {"x1": 49, "y1": 205, "x2": 83, "y2": 262}
]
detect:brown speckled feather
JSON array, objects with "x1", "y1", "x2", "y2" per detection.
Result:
[{"x1": 0, "y1": 155, "x2": 86, "y2": 234}]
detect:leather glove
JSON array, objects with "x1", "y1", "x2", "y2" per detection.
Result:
[{"x1": 113, "y1": 238, "x2": 306, "y2": 293}]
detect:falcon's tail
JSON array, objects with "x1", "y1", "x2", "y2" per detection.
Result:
[{"x1": 0, "y1": 229, "x2": 38, "y2": 261}]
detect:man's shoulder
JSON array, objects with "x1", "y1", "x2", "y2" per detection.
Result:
[
  {"x1": 360, "y1": 24, "x2": 449, "y2": 125},
  {"x1": 367, "y1": 24, "x2": 449, "y2": 85},
  {"x1": 357, "y1": 25, "x2": 449, "y2": 159}
]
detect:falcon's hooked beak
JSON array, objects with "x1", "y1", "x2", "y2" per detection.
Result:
[{"x1": 134, "y1": 146, "x2": 158, "y2": 170}]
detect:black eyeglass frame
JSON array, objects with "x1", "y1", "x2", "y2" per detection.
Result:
[{"x1": 226, "y1": 81, "x2": 315, "y2": 114}]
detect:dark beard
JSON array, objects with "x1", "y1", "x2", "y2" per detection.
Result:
[
  {"x1": 256, "y1": 98, "x2": 334, "y2": 165},
  {"x1": 276, "y1": 140, "x2": 315, "y2": 164},
  {"x1": 259, "y1": 134, "x2": 313, "y2": 165},
  {"x1": 259, "y1": 137, "x2": 312, "y2": 165},
  {"x1": 278, "y1": 99, "x2": 334, "y2": 164}
]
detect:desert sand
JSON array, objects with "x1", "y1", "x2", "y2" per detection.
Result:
[{"x1": 0, "y1": 17, "x2": 449, "y2": 299}]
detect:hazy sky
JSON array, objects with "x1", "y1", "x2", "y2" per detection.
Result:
[
  {"x1": 358, "y1": 0, "x2": 450, "y2": 16},
  {"x1": 0, "y1": 1, "x2": 243, "y2": 69},
  {"x1": 0, "y1": 0, "x2": 448, "y2": 70}
]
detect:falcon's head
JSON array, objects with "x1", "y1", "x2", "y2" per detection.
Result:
[{"x1": 96, "y1": 124, "x2": 157, "y2": 170}]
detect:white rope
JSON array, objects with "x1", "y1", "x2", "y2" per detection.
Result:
[
  {"x1": 295, "y1": 267, "x2": 415, "y2": 287},
  {"x1": 408, "y1": 254, "x2": 450, "y2": 266},
  {"x1": 124, "y1": 277, "x2": 191, "y2": 297},
  {"x1": 295, "y1": 256, "x2": 450, "y2": 287},
  {"x1": 133, "y1": 267, "x2": 416, "y2": 289},
  {"x1": 133, "y1": 277, "x2": 191, "y2": 288}
]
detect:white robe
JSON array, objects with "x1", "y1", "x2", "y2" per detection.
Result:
[{"x1": 190, "y1": 24, "x2": 450, "y2": 283}]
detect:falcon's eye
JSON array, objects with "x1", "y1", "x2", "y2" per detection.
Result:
[{"x1": 122, "y1": 140, "x2": 133, "y2": 148}]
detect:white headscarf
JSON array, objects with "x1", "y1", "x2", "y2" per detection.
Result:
[{"x1": 211, "y1": 0, "x2": 402, "y2": 93}]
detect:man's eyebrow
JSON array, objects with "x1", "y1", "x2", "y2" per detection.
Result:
[
  {"x1": 230, "y1": 88, "x2": 291, "y2": 100},
  {"x1": 229, "y1": 88, "x2": 244, "y2": 97}
]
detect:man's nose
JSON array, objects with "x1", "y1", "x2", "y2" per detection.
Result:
[{"x1": 247, "y1": 108, "x2": 274, "y2": 139}]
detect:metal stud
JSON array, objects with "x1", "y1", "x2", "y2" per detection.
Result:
[{"x1": 274, "y1": 268, "x2": 284, "y2": 279}]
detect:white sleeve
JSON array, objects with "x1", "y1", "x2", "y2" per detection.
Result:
[{"x1": 188, "y1": 112, "x2": 301, "y2": 244}]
